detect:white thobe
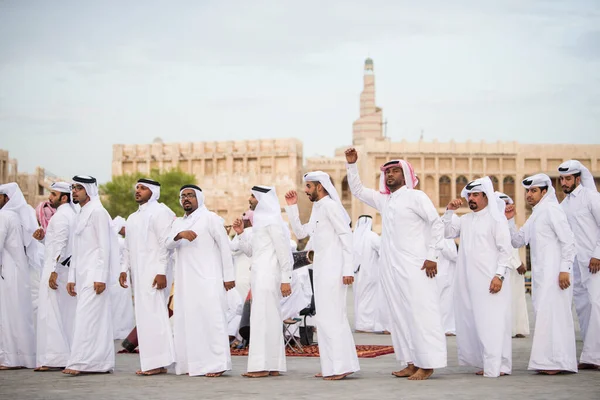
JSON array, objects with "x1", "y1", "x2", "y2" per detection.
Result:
[
  {"x1": 353, "y1": 231, "x2": 383, "y2": 332},
  {"x1": 347, "y1": 163, "x2": 447, "y2": 369},
  {"x1": 230, "y1": 229, "x2": 252, "y2": 299},
  {"x1": 36, "y1": 203, "x2": 77, "y2": 368},
  {"x1": 509, "y1": 247, "x2": 530, "y2": 336},
  {"x1": 123, "y1": 202, "x2": 175, "y2": 371},
  {"x1": 166, "y1": 209, "x2": 234, "y2": 376},
  {"x1": 238, "y1": 224, "x2": 292, "y2": 372},
  {"x1": 0, "y1": 210, "x2": 36, "y2": 368},
  {"x1": 226, "y1": 289, "x2": 243, "y2": 340},
  {"x1": 286, "y1": 196, "x2": 360, "y2": 376},
  {"x1": 66, "y1": 200, "x2": 117, "y2": 372},
  {"x1": 111, "y1": 235, "x2": 135, "y2": 340},
  {"x1": 560, "y1": 184, "x2": 600, "y2": 365},
  {"x1": 443, "y1": 207, "x2": 513, "y2": 377},
  {"x1": 437, "y1": 238, "x2": 458, "y2": 335},
  {"x1": 509, "y1": 202, "x2": 577, "y2": 372},
  {"x1": 281, "y1": 266, "x2": 312, "y2": 321}
]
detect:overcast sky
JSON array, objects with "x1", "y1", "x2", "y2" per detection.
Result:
[{"x1": 1, "y1": 0, "x2": 599, "y2": 183}]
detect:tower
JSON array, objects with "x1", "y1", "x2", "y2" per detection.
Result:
[{"x1": 352, "y1": 58, "x2": 384, "y2": 145}]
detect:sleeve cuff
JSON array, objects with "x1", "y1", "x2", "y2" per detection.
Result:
[
  {"x1": 495, "y1": 266, "x2": 508, "y2": 277},
  {"x1": 560, "y1": 262, "x2": 572, "y2": 273},
  {"x1": 281, "y1": 272, "x2": 292, "y2": 284},
  {"x1": 592, "y1": 248, "x2": 600, "y2": 260},
  {"x1": 426, "y1": 248, "x2": 438, "y2": 262}
]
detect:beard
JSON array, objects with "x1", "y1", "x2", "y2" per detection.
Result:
[
  {"x1": 562, "y1": 183, "x2": 576, "y2": 194},
  {"x1": 468, "y1": 201, "x2": 478, "y2": 210}
]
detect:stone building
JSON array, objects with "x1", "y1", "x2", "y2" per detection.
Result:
[{"x1": 0, "y1": 149, "x2": 50, "y2": 207}]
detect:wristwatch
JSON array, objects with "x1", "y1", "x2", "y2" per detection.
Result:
[{"x1": 495, "y1": 274, "x2": 504, "y2": 282}]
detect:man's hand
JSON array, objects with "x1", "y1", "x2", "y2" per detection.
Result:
[
  {"x1": 119, "y1": 272, "x2": 129, "y2": 288},
  {"x1": 152, "y1": 274, "x2": 167, "y2": 290},
  {"x1": 589, "y1": 257, "x2": 600, "y2": 274},
  {"x1": 504, "y1": 204, "x2": 516, "y2": 220},
  {"x1": 94, "y1": 282, "x2": 106, "y2": 295},
  {"x1": 232, "y1": 219, "x2": 244, "y2": 235},
  {"x1": 343, "y1": 276, "x2": 354, "y2": 285},
  {"x1": 175, "y1": 230, "x2": 197, "y2": 242},
  {"x1": 517, "y1": 264, "x2": 527, "y2": 275},
  {"x1": 284, "y1": 190, "x2": 298, "y2": 206},
  {"x1": 558, "y1": 272, "x2": 571, "y2": 290},
  {"x1": 421, "y1": 260, "x2": 437, "y2": 278},
  {"x1": 33, "y1": 228, "x2": 45, "y2": 241},
  {"x1": 446, "y1": 199, "x2": 462, "y2": 211},
  {"x1": 345, "y1": 148, "x2": 358, "y2": 164},
  {"x1": 281, "y1": 283, "x2": 292, "y2": 297},
  {"x1": 48, "y1": 271, "x2": 58, "y2": 290},
  {"x1": 67, "y1": 282, "x2": 77, "y2": 297},
  {"x1": 224, "y1": 281, "x2": 236, "y2": 291},
  {"x1": 489, "y1": 276, "x2": 503, "y2": 294}
]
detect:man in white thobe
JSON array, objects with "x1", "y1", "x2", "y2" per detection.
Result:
[
  {"x1": 0, "y1": 183, "x2": 36, "y2": 369},
  {"x1": 443, "y1": 177, "x2": 513, "y2": 377},
  {"x1": 352, "y1": 215, "x2": 383, "y2": 333},
  {"x1": 496, "y1": 191, "x2": 530, "y2": 338},
  {"x1": 166, "y1": 184, "x2": 234, "y2": 377},
  {"x1": 119, "y1": 178, "x2": 176, "y2": 376},
  {"x1": 437, "y1": 238, "x2": 458, "y2": 336},
  {"x1": 230, "y1": 210, "x2": 253, "y2": 299},
  {"x1": 558, "y1": 160, "x2": 600, "y2": 369},
  {"x1": 110, "y1": 216, "x2": 135, "y2": 341},
  {"x1": 285, "y1": 172, "x2": 360, "y2": 381},
  {"x1": 506, "y1": 173, "x2": 577, "y2": 374},
  {"x1": 345, "y1": 149, "x2": 446, "y2": 380},
  {"x1": 233, "y1": 185, "x2": 292, "y2": 378},
  {"x1": 64, "y1": 175, "x2": 118, "y2": 375},
  {"x1": 33, "y1": 182, "x2": 77, "y2": 371}
]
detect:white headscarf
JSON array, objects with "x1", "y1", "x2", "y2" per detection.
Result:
[
  {"x1": 379, "y1": 159, "x2": 419, "y2": 193},
  {"x1": 522, "y1": 173, "x2": 557, "y2": 206},
  {"x1": 495, "y1": 191, "x2": 514, "y2": 205},
  {"x1": 178, "y1": 184, "x2": 207, "y2": 229},
  {"x1": 134, "y1": 178, "x2": 161, "y2": 203},
  {"x1": 558, "y1": 160, "x2": 597, "y2": 192},
  {"x1": 51, "y1": 181, "x2": 79, "y2": 213},
  {"x1": 72, "y1": 175, "x2": 99, "y2": 201},
  {"x1": 111, "y1": 216, "x2": 126, "y2": 235},
  {"x1": 0, "y1": 182, "x2": 39, "y2": 248},
  {"x1": 460, "y1": 176, "x2": 506, "y2": 223},
  {"x1": 303, "y1": 171, "x2": 351, "y2": 225},
  {"x1": 353, "y1": 215, "x2": 373, "y2": 273}
]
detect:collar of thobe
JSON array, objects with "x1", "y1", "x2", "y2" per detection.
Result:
[
  {"x1": 74, "y1": 198, "x2": 104, "y2": 235},
  {"x1": 558, "y1": 160, "x2": 597, "y2": 191},
  {"x1": 461, "y1": 176, "x2": 506, "y2": 222},
  {"x1": 568, "y1": 184, "x2": 583, "y2": 198},
  {"x1": 379, "y1": 159, "x2": 419, "y2": 194},
  {"x1": 304, "y1": 171, "x2": 351, "y2": 225},
  {"x1": 522, "y1": 173, "x2": 558, "y2": 208},
  {"x1": 134, "y1": 179, "x2": 161, "y2": 202},
  {"x1": 0, "y1": 182, "x2": 38, "y2": 247}
]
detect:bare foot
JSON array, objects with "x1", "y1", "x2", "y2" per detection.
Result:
[
  {"x1": 0, "y1": 366, "x2": 25, "y2": 370},
  {"x1": 445, "y1": 332, "x2": 456, "y2": 337},
  {"x1": 513, "y1": 334, "x2": 526, "y2": 338},
  {"x1": 314, "y1": 372, "x2": 323, "y2": 378},
  {"x1": 269, "y1": 371, "x2": 280, "y2": 376},
  {"x1": 537, "y1": 370, "x2": 561, "y2": 375},
  {"x1": 476, "y1": 371, "x2": 507, "y2": 376},
  {"x1": 136, "y1": 368, "x2": 167, "y2": 376},
  {"x1": 392, "y1": 364, "x2": 418, "y2": 378},
  {"x1": 383, "y1": 331, "x2": 391, "y2": 335},
  {"x1": 62, "y1": 369, "x2": 80, "y2": 376},
  {"x1": 206, "y1": 371, "x2": 225, "y2": 377},
  {"x1": 34, "y1": 366, "x2": 63, "y2": 372},
  {"x1": 242, "y1": 371, "x2": 269, "y2": 378},
  {"x1": 323, "y1": 372, "x2": 353, "y2": 381},
  {"x1": 407, "y1": 368, "x2": 434, "y2": 380},
  {"x1": 578, "y1": 363, "x2": 599, "y2": 370}
]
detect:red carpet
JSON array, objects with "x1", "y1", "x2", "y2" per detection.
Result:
[{"x1": 230, "y1": 345, "x2": 394, "y2": 358}]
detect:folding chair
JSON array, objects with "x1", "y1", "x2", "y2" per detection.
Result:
[{"x1": 283, "y1": 318, "x2": 304, "y2": 353}]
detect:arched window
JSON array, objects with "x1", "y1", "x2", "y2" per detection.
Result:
[
  {"x1": 439, "y1": 176, "x2": 451, "y2": 207},
  {"x1": 503, "y1": 176, "x2": 515, "y2": 201},
  {"x1": 456, "y1": 175, "x2": 468, "y2": 205},
  {"x1": 341, "y1": 176, "x2": 350, "y2": 202},
  {"x1": 489, "y1": 175, "x2": 499, "y2": 191}
]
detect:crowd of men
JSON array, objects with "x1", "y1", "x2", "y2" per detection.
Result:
[{"x1": 0, "y1": 148, "x2": 598, "y2": 381}]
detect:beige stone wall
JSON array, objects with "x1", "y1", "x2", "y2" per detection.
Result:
[{"x1": 0, "y1": 149, "x2": 18, "y2": 184}]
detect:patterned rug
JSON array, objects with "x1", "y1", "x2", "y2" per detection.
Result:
[{"x1": 230, "y1": 345, "x2": 394, "y2": 358}]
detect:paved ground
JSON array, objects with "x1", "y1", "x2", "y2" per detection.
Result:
[{"x1": 2, "y1": 290, "x2": 599, "y2": 400}]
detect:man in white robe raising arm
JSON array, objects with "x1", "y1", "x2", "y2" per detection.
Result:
[
  {"x1": 33, "y1": 182, "x2": 77, "y2": 371},
  {"x1": 64, "y1": 176, "x2": 119, "y2": 375},
  {"x1": 558, "y1": 160, "x2": 600, "y2": 369},
  {"x1": 166, "y1": 184, "x2": 235, "y2": 377},
  {"x1": 285, "y1": 172, "x2": 360, "y2": 381},
  {"x1": 345, "y1": 148, "x2": 446, "y2": 380},
  {"x1": 443, "y1": 177, "x2": 513, "y2": 377},
  {"x1": 0, "y1": 183, "x2": 36, "y2": 370},
  {"x1": 232, "y1": 185, "x2": 292, "y2": 378},
  {"x1": 505, "y1": 173, "x2": 577, "y2": 375},
  {"x1": 119, "y1": 178, "x2": 176, "y2": 376}
]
